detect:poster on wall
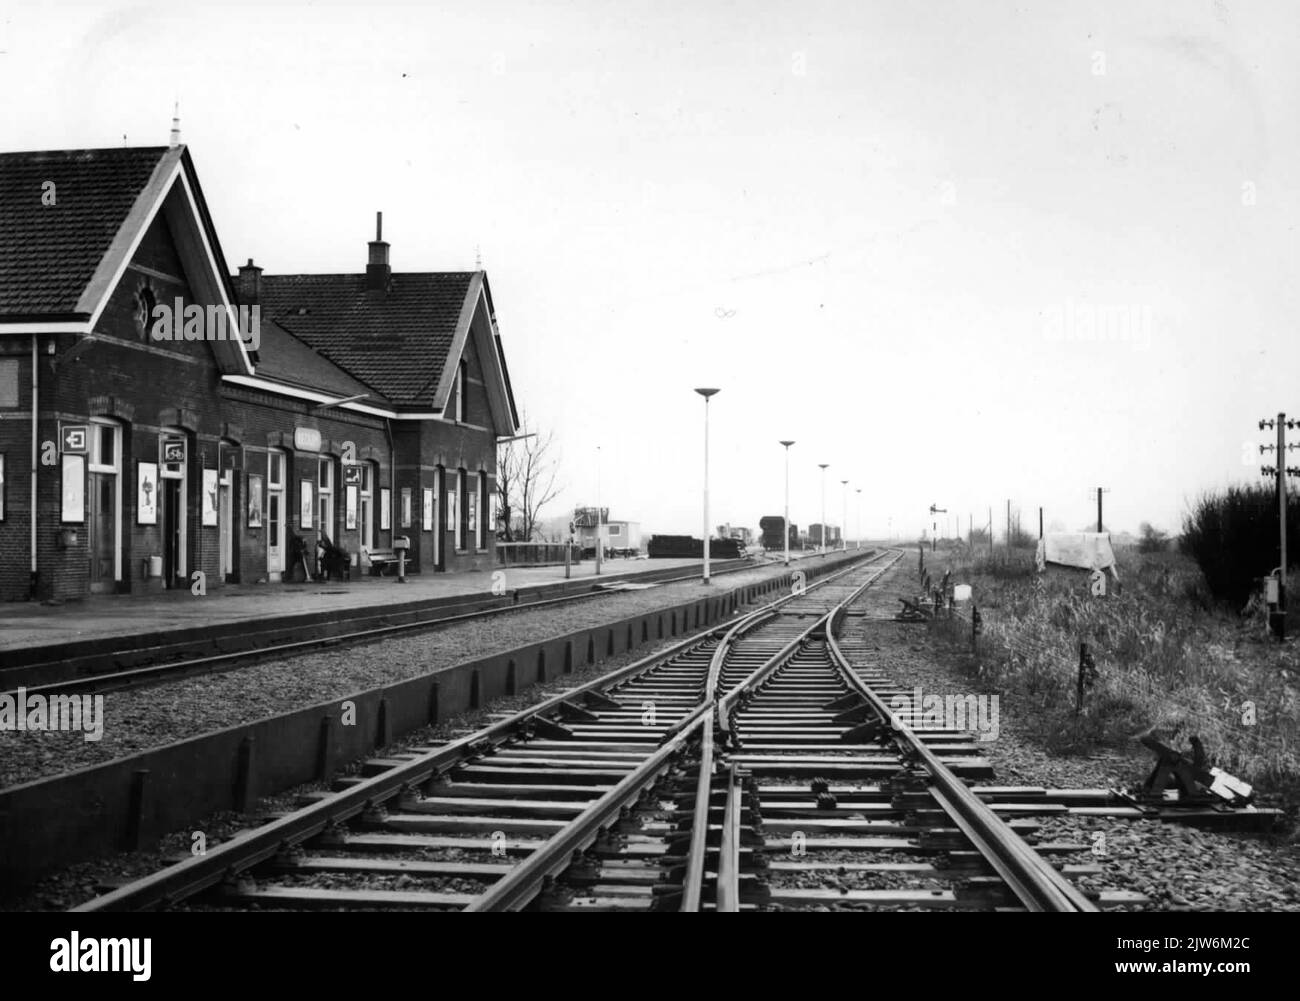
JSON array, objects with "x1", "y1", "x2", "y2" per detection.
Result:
[
  {"x1": 61, "y1": 454, "x2": 85, "y2": 523},
  {"x1": 345, "y1": 485, "x2": 358, "y2": 529},
  {"x1": 137, "y1": 462, "x2": 157, "y2": 524},
  {"x1": 422, "y1": 488, "x2": 433, "y2": 531},
  {"x1": 202, "y1": 469, "x2": 219, "y2": 527},
  {"x1": 467, "y1": 488, "x2": 477, "y2": 536},
  {"x1": 446, "y1": 487, "x2": 457, "y2": 532},
  {"x1": 0, "y1": 453, "x2": 6, "y2": 521},
  {"x1": 380, "y1": 488, "x2": 391, "y2": 530},
  {"x1": 247, "y1": 473, "x2": 263, "y2": 528},
  {"x1": 400, "y1": 487, "x2": 411, "y2": 528},
  {"x1": 300, "y1": 480, "x2": 313, "y2": 529}
]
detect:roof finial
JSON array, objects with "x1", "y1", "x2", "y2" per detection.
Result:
[
  {"x1": 169, "y1": 101, "x2": 181, "y2": 148},
  {"x1": 475, "y1": 243, "x2": 482, "y2": 270}
]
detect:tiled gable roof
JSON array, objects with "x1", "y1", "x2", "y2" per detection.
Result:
[
  {"x1": 0, "y1": 147, "x2": 168, "y2": 318},
  {"x1": 257, "y1": 272, "x2": 477, "y2": 408},
  {"x1": 253, "y1": 318, "x2": 391, "y2": 406}
]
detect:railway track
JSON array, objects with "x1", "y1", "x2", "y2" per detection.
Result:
[
  {"x1": 2, "y1": 557, "x2": 765, "y2": 699},
  {"x1": 73, "y1": 548, "x2": 1138, "y2": 913},
  {"x1": 72, "y1": 550, "x2": 891, "y2": 913},
  {"x1": 703, "y1": 569, "x2": 1146, "y2": 912}
]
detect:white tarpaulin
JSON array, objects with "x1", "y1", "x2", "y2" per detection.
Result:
[{"x1": 1037, "y1": 532, "x2": 1117, "y2": 571}]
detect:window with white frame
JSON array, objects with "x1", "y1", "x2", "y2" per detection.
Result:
[
  {"x1": 477, "y1": 471, "x2": 488, "y2": 549},
  {"x1": 318, "y1": 456, "x2": 334, "y2": 537},
  {"x1": 456, "y1": 469, "x2": 467, "y2": 550}
]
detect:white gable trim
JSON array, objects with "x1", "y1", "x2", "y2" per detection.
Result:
[
  {"x1": 77, "y1": 148, "x2": 254, "y2": 376},
  {"x1": 430, "y1": 277, "x2": 518, "y2": 435},
  {"x1": 221, "y1": 373, "x2": 460, "y2": 421}
]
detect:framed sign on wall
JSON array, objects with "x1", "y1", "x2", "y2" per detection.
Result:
[
  {"x1": 247, "y1": 473, "x2": 264, "y2": 528},
  {"x1": 61, "y1": 454, "x2": 85, "y2": 523},
  {"x1": 137, "y1": 462, "x2": 157, "y2": 525}
]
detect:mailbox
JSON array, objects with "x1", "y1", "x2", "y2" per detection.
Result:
[{"x1": 393, "y1": 535, "x2": 411, "y2": 551}]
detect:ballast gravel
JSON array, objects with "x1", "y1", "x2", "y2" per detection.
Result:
[{"x1": 0, "y1": 560, "x2": 808, "y2": 790}]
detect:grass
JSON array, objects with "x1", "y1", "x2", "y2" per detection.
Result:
[{"x1": 924, "y1": 541, "x2": 1300, "y2": 819}]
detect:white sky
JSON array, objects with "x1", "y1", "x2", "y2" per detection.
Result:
[{"x1": 3, "y1": 0, "x2": 1297, "y2": 539}]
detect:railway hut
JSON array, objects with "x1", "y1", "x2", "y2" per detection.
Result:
[{"x1": 0, "y1": 142, "x2": 519, "y2": 600}]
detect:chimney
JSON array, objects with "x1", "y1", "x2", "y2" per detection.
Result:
[
  {"x1": 366, "y1": 211, "x2": 390, "y2": 291},
  {"x1": 238, "y1": 258, "x2": 262, "y2": 303}
]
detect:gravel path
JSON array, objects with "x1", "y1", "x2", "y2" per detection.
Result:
[
  {"x1": 0, "y1": 559, "x2": 814, "y2": 790},
  {"x1": 848, "y1": 555, "x2": 1300, "y2": 911}
]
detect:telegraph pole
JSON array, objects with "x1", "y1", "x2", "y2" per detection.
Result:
[
  {"x1": 1095, "y1": 487, "x2": 1111, "y2": 533},
  {"x1": 1259, "y1": 413, "x2": 1298, "y2": 640}
]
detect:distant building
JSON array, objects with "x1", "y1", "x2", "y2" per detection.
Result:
[
  {"x1": 808, "y1": 523, "x2": 841, "y2": 546},
  {"x1": 572, "y1": 507, "x2": 641, "y2": 554}
]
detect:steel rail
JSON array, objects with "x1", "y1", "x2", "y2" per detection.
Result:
[
  {"x1": 75, "y1": 551, "x2": 880, "y2": 912},
  {"x1": 680, "y1": 550, "x2": 897, "y2": 910},
  {"x1": 823, "y1": 600, "x2": 1099, "y2": 913},
  {"x1": 464, "y1": 707, "x2": 712, "y2": 912},
  {"x1": 72, "y1": 621, "x2": 740, "y2": 912},
  {"x1": 715, "y1": 764, "x2": 743, "y2": 913},
  {"x1": 717, "y1": 551, "x2": 904, "y2": 731}
]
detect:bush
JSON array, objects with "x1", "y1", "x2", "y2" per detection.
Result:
[
  {"x1": 1181, "y1": 486, "x2": 1298, "y2": 607},
  {"x1": 1137, "y1": 521, "x2": 1168, "y2": 553}
]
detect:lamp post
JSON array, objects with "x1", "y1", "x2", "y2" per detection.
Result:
[
  {"x1": 595, "y1": 445, "x2": 602, "y2": 575},
  {"x1": 818, "y1": 463, "x2": 829, "y2": 553},
  {"x1": 840, "y1": 479, "x2": 848, "y2": 551},
  {"x1": 856, "y1": 488, "x2": 862, "y2": 550},
  {"x1": 695, "y1": 388, "x2": 720, "y2": 583},
  {"x1": 780, "y1": 440, "x2": 795, "y2": 567}
]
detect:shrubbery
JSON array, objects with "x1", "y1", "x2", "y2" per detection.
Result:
[{"x1": 1181, "y1": 486, "x2": 1298, "y2": 607}]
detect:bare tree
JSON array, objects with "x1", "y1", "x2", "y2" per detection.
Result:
[{"x1": 497, "y1": 415, "x2": 561, "y2": 542}]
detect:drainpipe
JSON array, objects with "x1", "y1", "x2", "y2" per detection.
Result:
[{"x1": 29, "y1": 334, "x2": 38, "y2": 599}]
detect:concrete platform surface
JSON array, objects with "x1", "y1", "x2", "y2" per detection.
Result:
[{"x1": 0, "y1": 553, "x2": 820, "y2": 653}]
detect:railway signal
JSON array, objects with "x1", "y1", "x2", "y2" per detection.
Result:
[{"x1": 928, "y1": 503, "x2": 946, "y2": 552}]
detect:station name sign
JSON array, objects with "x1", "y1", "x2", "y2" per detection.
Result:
[{"x1": 294, "y1": 427, "x2": 322, "y2": 452}]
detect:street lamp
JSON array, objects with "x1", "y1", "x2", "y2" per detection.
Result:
[
  {"x1": 818, "y1": 463, "x2": 829, "y2": 553},
  {"x1": 855, "y1": 488, "x2": 862, "y2": 549},
  {"x1": 780, "y1": 440, "x2": 795, "y2": 566},
  {"x1": 840, "y1": 479, "x2": 848, "y2": 551},
  {"x1": 595, "y1": 445, "x2": 602, "y2": 575},
  {"x1": 695, "y1": 388, "x2": 720, "y2": 583}
]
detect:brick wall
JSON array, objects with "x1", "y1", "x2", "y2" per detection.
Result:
[{"x1": 0, "y1": 216, "x2": 507, "y2": 600}]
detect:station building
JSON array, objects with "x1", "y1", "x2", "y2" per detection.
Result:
[{"x1": 0, "y1": 144, "x2": 518, "y2": 601}]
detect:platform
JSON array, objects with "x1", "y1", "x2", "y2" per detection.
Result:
[{"x1": 0, "y1": 552, "x2": 823, "y2": 656}]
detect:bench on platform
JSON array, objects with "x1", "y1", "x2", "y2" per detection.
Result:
[{"x1": 365, "y1": 548, "x2": 399, "y2": 576}]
